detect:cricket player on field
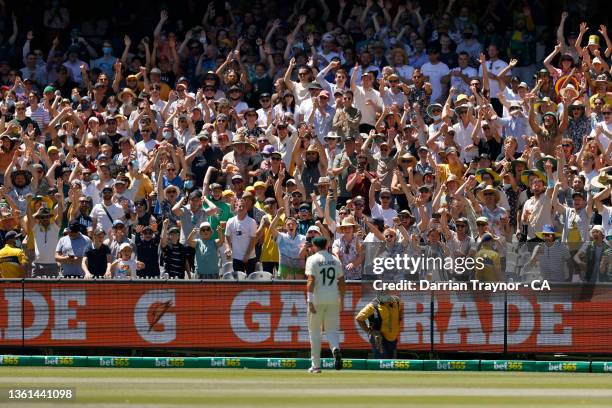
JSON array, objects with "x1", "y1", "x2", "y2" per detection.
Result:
[{"x1": 305, "y1": 236, "x2": 346, "y2": 373}]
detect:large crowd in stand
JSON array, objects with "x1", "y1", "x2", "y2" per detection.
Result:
[{"x1": 0, "y1": 0, "x2": 610, "y2": 283}]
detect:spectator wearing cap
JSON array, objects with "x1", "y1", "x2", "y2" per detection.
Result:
[
  {"x1": 294, "y1": 201, "x2": 315, "y2": 236},
  {"x1": 157, "y1": 219, "x2": 190, "y2": 279},
  {"x1": 526, "y1": 224, "x2": 571, "y2": 282},
  {"x1": 552, "y1": 180, "x2": 592, "y2": 246},
  {"x1": 241, "y1": 108, "x2": 265, "y2": 139},
  {"x1": 221, "y1": 133, "x2": 253, "y2": 184},
  {"x1": 257, "y1": 197, "x2": 283, "y2": 273},
  {"x1": 435, "y1": 147, "x2": 466, "y2": 184},
  {"x1": 82, "y1": 227, "x2": 112, "y2": 278},
  {"x1": 350, "y1": 66, "x2": 382, "y2": 133},
  {"x1": 575, "y1": 225, "x2": 611, "y2": 283},
  {"x1": 471, "y1": 111, "x2": 503, "y2": 160},
  {"x1": 106, "y1": 219, "x2": 130, "y2": 259},
  {"x1": 185, "y1": 130, "x2": 223, "y2": 187},
  {"x1": 369, "y1": 179, "x2": 398, "y2": 227},
  {"x1": 446, "y1": 102, "x2": 477, "y2": 163},
  {"x1": 26, "y1": 191, "x2": 64, "y2": 277},
  {"x1": 491, "y1": 101, "x2": 530, "y2": 154},
  {"x1": 472, "y1": 185, "x2": 509, "y2": 238},
  {"x1": 268, "y1": 207, "x2": 306, "y2": 279},
  {"x1": 528, "y1": 93, "x2": 570, "y2": 156},
  {"x1": 201, "y1": 178, "x2": 232, "y2": 237},
  {"x1": 172, "y1": 189, "x2": 217, "y2": 261},
  {"x1": 332, "y1": 217, "x2": 363, "y2": 280},
  {"x1": 91, "y1": 186, "x2": 125, "y2": 235},
  {"x1": 290, "y1": 141, "x2": 328, "y2": 198},
  {"x1": 55, "y1": 221, "x2": 91, "y2": 277},
  {"x1": 187, "y1": 221, "x2": 225, "y2": 279},
  {"x1": 0, "y1": 230, "x2": 27, "y2": 278},
  {"x1": 225, "y1": 198, "x2": 258, "y2": 275}
]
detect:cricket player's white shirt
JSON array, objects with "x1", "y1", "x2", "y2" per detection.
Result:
[{"x1": 305, "y1": 250, "x2": 343, "y2": 304}]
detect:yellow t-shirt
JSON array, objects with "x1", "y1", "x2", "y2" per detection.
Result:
[
  {"x1": 128, "y1": 174, "x2": 154, "y2": 202},
  {"x1": 475, "y1": 247, "x2": 501, "y2": 282},
  {"x1": 355, "y1": 300, "x2": 402, "y2": 342},
  {"x1": 437, "y1": 162, "x2": 465, "y2": 183},
  {"x1": 0, "y1": 244, "x2": 27, "y2": 278},
  {"x1": 260, "y1": 214, "x2": 284, "y2": 263}
]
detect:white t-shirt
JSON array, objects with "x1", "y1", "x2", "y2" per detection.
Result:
[
  {"x1": 34, "y1": 223, "x2": 60, "y2": 264},
  {"x1": 590, "y1": 120, "x2": 612, "y2": 154},
  {"x1": 353, "y1": 86, "x2": 382, "y2": 126},
  {"x1": 135, "y1": 139, "x2": 158, "y2": 169},
  {"x1": 371, "y1": 203, "x2": 398, "y2": 227},
  {"x1": 305, "y1": 250, "x2": 343, "y2": 304},
  {"x1": 478, "y1": 59, "x2": 509, "y2": 98},
  {"x1": 225, "y1": 215, "x2": 258, "y2": 260},
  {"x1": 452, "y1": 121, "x2": 477, "y2": 163},
  {"x1": 421, "y1": 62, "x2": 450, "y2": 103},
  {"x1": 114, "y1": 259, "x2": 137, "y2": 279},
  {"x1": 449, "y1": 66, "x2": 478, "y2": 96},
  {"x1": 91, "y1": 202, "x2": 125, "y2": 235}
]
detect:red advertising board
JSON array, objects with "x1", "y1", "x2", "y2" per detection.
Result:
[{"x1": 0, "y1": 282, "x2": 611, "y2": 353}]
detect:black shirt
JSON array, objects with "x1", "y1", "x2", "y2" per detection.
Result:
[
  {"x1": 477, "y1": 137, "x2": 503, "y2": 162},
  {"x1": 134, "y1": 234, "x2": 160, "y2": 278},
  {"x1": 191, "y1": 145, "x2": 224, "y2": 186},
  {"x1": 85, "y1": 243, "x2": 111, "y2": 278},
  {"x1": 161, "y1": 242, "x2": 189, "y2": 278}
]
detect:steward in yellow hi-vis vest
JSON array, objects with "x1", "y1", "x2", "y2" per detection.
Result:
[{"x1": 355, "y1": 294, "x2": 402, "y2": 359}]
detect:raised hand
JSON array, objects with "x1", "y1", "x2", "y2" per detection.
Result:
[
  {"x1": 160, "y1": 10, "x2": 169, "y2": 22},
  {"x1": 579, "y1": 22, "x2": 588, "y2": 34},
  {"x1": 124, "y1": 35, "x2": 131, "y2": 48}
]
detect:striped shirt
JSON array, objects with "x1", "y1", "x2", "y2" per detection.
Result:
[
  {"x1": 26, "y1": 105, "x2": 50, "y2": 132},
  {"x1": 161, "y1": 243, "x2": 189, "y2": 278},
  {"x1": 532, "y1": 242, "x2": 571, "y2": 282}
]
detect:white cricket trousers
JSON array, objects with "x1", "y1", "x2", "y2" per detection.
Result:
[{"x1": 308, "y1": 301, "x2": 340, "y2": 368}]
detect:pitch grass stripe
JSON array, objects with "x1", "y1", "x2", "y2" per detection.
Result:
[{"x1": 1, "y1": 369, "x2": 611, "y2": 408}]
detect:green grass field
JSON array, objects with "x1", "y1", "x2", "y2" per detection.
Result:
[{"x1": 1, "y1": 367, "x2": 610, "y2": 407}]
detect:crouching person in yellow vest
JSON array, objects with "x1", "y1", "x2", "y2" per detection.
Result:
[{"x1": 355, "y1": 294, "x2": 402, "y2": 359}]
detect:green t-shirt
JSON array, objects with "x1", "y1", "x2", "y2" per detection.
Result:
[
  {"x1": 194, "y1": 238, "x2": 219, "y2": 277},
  {"x1": 206, "y1": 198, "x2": 233, "y2": 239}
]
